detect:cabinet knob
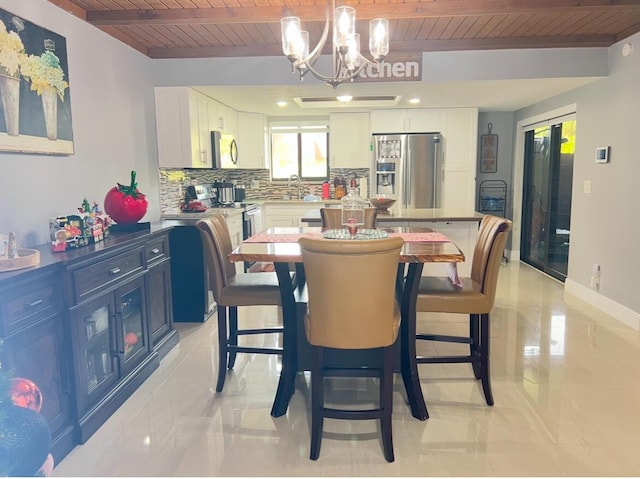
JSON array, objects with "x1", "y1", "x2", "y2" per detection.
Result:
[
  {"x1": 109, "y1": 267, "x2": 121, "y2": 275},
  {"x1": 151, "y1": 248, "x2": 160, "y2": 254}
]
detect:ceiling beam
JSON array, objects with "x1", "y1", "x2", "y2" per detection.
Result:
[
  {"x1": 86, "y1": 1, "x2": 640, "y2": 26},
  {"x1": 146, "y1": 34, "x2": 616, "y2": 59}
]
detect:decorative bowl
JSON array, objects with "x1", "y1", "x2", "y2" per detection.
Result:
[{"x1": 369, "y1": 196, "x2": 397, "y2": 214}]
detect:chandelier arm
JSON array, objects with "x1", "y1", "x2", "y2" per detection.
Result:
[
  {"x1": 293, "y1": 0, "x2": 331, "y2": 71},
  {"x1": 303, "y1": 58, "x2": 370, "y2": 88}
]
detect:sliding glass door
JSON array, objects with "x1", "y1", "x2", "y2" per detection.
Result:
[{"x1": 521, "y1": 119, "x2": 575, "y2": 281}]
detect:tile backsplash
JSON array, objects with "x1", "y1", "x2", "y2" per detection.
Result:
[{"x1": 159, "y1": 168, "x2": 370, "y2": 213}]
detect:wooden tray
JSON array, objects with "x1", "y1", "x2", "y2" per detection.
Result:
[{"x1": 0, "y1": 249, "x2": 40, "y2": 272}]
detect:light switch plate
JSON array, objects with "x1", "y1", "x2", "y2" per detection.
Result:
[{"x1": 583, "y1": 180, "x2": 591, "y2": 194}]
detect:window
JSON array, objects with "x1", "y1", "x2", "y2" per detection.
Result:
[{"x1": 270, "y1": 123, "x2": 329, "y2": 180}]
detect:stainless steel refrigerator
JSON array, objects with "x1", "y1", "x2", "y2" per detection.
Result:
[{"x1": 372, "y1": 133, "x2": 442, "y2": 209}]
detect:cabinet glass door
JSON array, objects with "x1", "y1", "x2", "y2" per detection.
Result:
[
  {"x1": 75, "y1": 298, "x2": 118, "y2": 409},
  {"x1": 116, "y1": 277, "x2": 149, "y2": 374}
]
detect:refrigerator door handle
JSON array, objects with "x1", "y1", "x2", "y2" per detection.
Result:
[
  {"x1": 433, "y1": 139, "x2": 439, "y2": 208},
  {"x1": 404, "y1": 139, "x2": 411, "y2": 207}
]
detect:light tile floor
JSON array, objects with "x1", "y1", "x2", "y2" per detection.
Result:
[{"x1": 53, "y1": 261, "x2": 640, "y2": 476}]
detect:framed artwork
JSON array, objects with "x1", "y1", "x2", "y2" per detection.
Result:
[
  {"x1": 480, "y1": 123, "x2": 497, "y2": 173},
  {"x1": 0, "y1": 8, "x2": 73, "y2": 155}
]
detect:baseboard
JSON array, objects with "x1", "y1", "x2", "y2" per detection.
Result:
[{"x1": 564, "y1": 278, "x2": 640, "y2": 331}]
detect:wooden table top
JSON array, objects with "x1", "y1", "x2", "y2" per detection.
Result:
[{"x1": 229, "y1": 227, "x2": 465, "y2": 264}]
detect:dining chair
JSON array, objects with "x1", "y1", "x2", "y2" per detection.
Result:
[
  {"x1": 299, "y1": 236, "x2": 404, "y2": 462},
  {"x1": 320, "y1": 207, "x2": 378, "y2": 229},
  {"x1": 414, "y1": 214, "x2": 512, "y2": 407},
  {"x1": 196, "y1": 215, "x2": 294, "y2": 393}
]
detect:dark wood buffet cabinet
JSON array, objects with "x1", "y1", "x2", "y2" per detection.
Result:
[{"x1": 0, "y1": 224, "x2": 179, "y2": 465}]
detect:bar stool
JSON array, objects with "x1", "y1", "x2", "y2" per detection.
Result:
[
  {"x1": 320, "y1": 207, "x2": 378, "y2": 229},
  {"x1": 299, "y1": 236, "x2": 404, "y2": 462},
  {"x1": 196, "y1": 215, "x2": 294, "y2": 392},
  {"x1": 414, "y1": 215, "x2": 512, "y2": 407}
]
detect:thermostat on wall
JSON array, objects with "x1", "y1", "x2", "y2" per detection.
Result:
[{"x1": 595, "y1": 146, "x2": 610, "y2": 163}]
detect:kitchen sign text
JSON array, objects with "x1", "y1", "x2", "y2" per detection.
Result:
[{"x1": 358, "y1": 54, "x2": 422, "y2": 83}]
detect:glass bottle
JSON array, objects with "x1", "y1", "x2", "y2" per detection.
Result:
[{"x1": 342, "y1": 187, "x2": 365, "y2": 235}]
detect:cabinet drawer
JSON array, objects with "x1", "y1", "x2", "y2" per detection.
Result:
[
  {"x1": 72, "y1": 248, "x2": 145, "y2": 303},
  {"x1": 1, "y1": 270, "x2": 62, "y2": 336},
  {"x1": 145, "y1": 234, "x2": 169, "y2": 265}
]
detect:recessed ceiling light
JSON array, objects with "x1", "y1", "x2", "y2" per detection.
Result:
[
  {"x1": 409, "y1": 98, "x2": 421, "y2": 104},
  {"x1": 277, "y1": 100, "x2": 288, "y2": 107},
  {"x1": 336, "y1": 95, "x2": 353, "y2": 103}
]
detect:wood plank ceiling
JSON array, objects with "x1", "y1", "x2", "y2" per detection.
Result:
[{"x1": 48, "y1": 0, "x2": 640, "y2": 59}]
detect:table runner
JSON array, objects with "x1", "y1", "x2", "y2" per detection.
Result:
[{"x1": 245, "y1": 231, "x2": 450, "y2": 243}]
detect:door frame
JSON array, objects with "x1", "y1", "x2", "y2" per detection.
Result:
[{"x1": 511, "y1": 104, "x2": 576, "y2": 263}]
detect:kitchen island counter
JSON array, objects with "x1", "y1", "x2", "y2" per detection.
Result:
[
  {"x1": 302, "y1": 208, "x2": 487, "y2": 277},
  {"x1": 301, "y1": 207, "x2": 485, "y2": 224}
]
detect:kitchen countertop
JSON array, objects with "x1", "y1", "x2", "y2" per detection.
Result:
[
  {"x1": 161, "y1": 207, "x2": 244, "y2": 221},
  {"x1": 301, "y1": 208, "x2": 485, "y2": 223}
]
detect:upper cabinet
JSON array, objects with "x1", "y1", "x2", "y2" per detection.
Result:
[
  {"x1": 329, "y1": 112, "x2": 371, "y2": 168},
  {"x1": 155, "y1": 87, "x2": 214, "y2": 169},
  {"x1": 215, "y1": 102, "x2": 238, "y2": 139},
  {"x1": 370, "y1": 109, "x2": 443, "y2": 133},
  {"x1": 237, "y1": 112, "x2": 268, "y2": 169}
]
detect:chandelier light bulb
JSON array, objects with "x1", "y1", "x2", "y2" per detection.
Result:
[
  {"x1": 334, "y1": 6, "x2": 355, "y2": 51},
  {"x1": 345, "y1": 33, "x2": 361, "y2": 71},
  {"x1": 369, "y1": 18, "x2": 389, "y2": 60},
  {"x1": 281, "y1": 16, "x2": 302, "y2": 58}
]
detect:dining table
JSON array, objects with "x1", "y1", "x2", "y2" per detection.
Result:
[{"x1": 228, "y1": 226, "x2": 465, "y2": 421}]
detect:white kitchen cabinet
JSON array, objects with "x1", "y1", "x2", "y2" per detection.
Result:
[
  {"x1": 370, "y1": 109, "x2": 443, "y2": 134},
  {"x1": 237, "y1": 112, "x2": 268, "y2": 169},
  {"x1": 155, "y1": 87, "x2": 213, "y2": 169},
  {"x1": 414, "y1": 220, "x2": 479, "y2": 277},
  {"x1": 209, "y1": 99, "x2": 238, "y2": 138},
  {"x1": 264, "y1": 203, "x2": 330, "y2": 229},
  {"x1": 329, "y1": 112, "x2": 371, "y2": 168},
  {"x1": 440, "y1": 108, "x2": 479, "y2": 210},
  {"x1": 226, "y1": 213, "x2": 244, "y2": 249},
  {"x1": 226, "y1": 212, "x2": 244, "y2": 274}
]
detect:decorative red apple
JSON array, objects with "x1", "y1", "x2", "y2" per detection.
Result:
[{"x1": 104, "y1": 171, "x2": 148, "y2": 224}]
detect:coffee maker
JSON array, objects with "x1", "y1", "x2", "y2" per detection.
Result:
[{"x1": 214, "y1": 181, "x2": 235, "y2": 206}]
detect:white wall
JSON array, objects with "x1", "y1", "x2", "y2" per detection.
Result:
[
  {"x1": 0, "y1": 0, "x2": 159, "y2": 247},
  {"x1": 515, "y1": 32, "x2": 640, "y2": 320}
]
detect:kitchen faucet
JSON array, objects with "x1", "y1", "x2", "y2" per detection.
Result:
[{"x1": 288, "y1": 174, "x2": 302, "y2": 199}]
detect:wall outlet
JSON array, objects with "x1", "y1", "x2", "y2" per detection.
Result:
[{"x1": 251, "y1": 180, "x2": 260, "y2": 189}]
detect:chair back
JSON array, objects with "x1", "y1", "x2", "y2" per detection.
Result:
[
  {"x1": 299, "y1": 236, "x2": 403, "y2": 349},
  {"x1": 196, "y1": 215, "x2": 237, "y2": 302},
  {"x1": 469, "y1": 215, "x2": 513, "y2": 304},
  {"x1": 320, "y1": 207, "x2": 378, "y2": 229}
]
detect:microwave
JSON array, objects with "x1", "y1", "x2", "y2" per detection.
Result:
[{"x1": 211, "y1": 131, "x2": 238, "y2": 168}]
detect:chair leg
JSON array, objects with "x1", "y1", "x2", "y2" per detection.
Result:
[
  {"x1": 309, "y1": 346, "x2": 324, "y2": 461},
  {"x1": 228, "y1": 306, "x2": 238, "y2": 369},
  {"x1": 215, "y1": 306, "x2": 229, "y2": 393},
  {"x1": 380, "y1": 346, "x2": 395, "y2": 463},
  {"x1": 479, "y1": 313, "x2": 494, "y2": 406},
  {"x1": 470, "y1": 313, "x2": 481, "y2": 379}
]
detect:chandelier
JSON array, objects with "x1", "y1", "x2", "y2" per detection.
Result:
[{"x1": 280, "y1": 0, "x2": 389, "y2": 89}]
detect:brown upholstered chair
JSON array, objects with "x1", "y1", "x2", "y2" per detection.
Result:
[
  {"x1": 414, "y1": 214, "x2": 512, "y2": 407},
  {"x1": 299, "y1": 236, "x2": 404, "y2": 462},
  {"x1": 320, "y1": 207, "x2": 378, "y2": 229},
  {"x1": 196, "y1": 215, "x2": 293, "y2": 393}
]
